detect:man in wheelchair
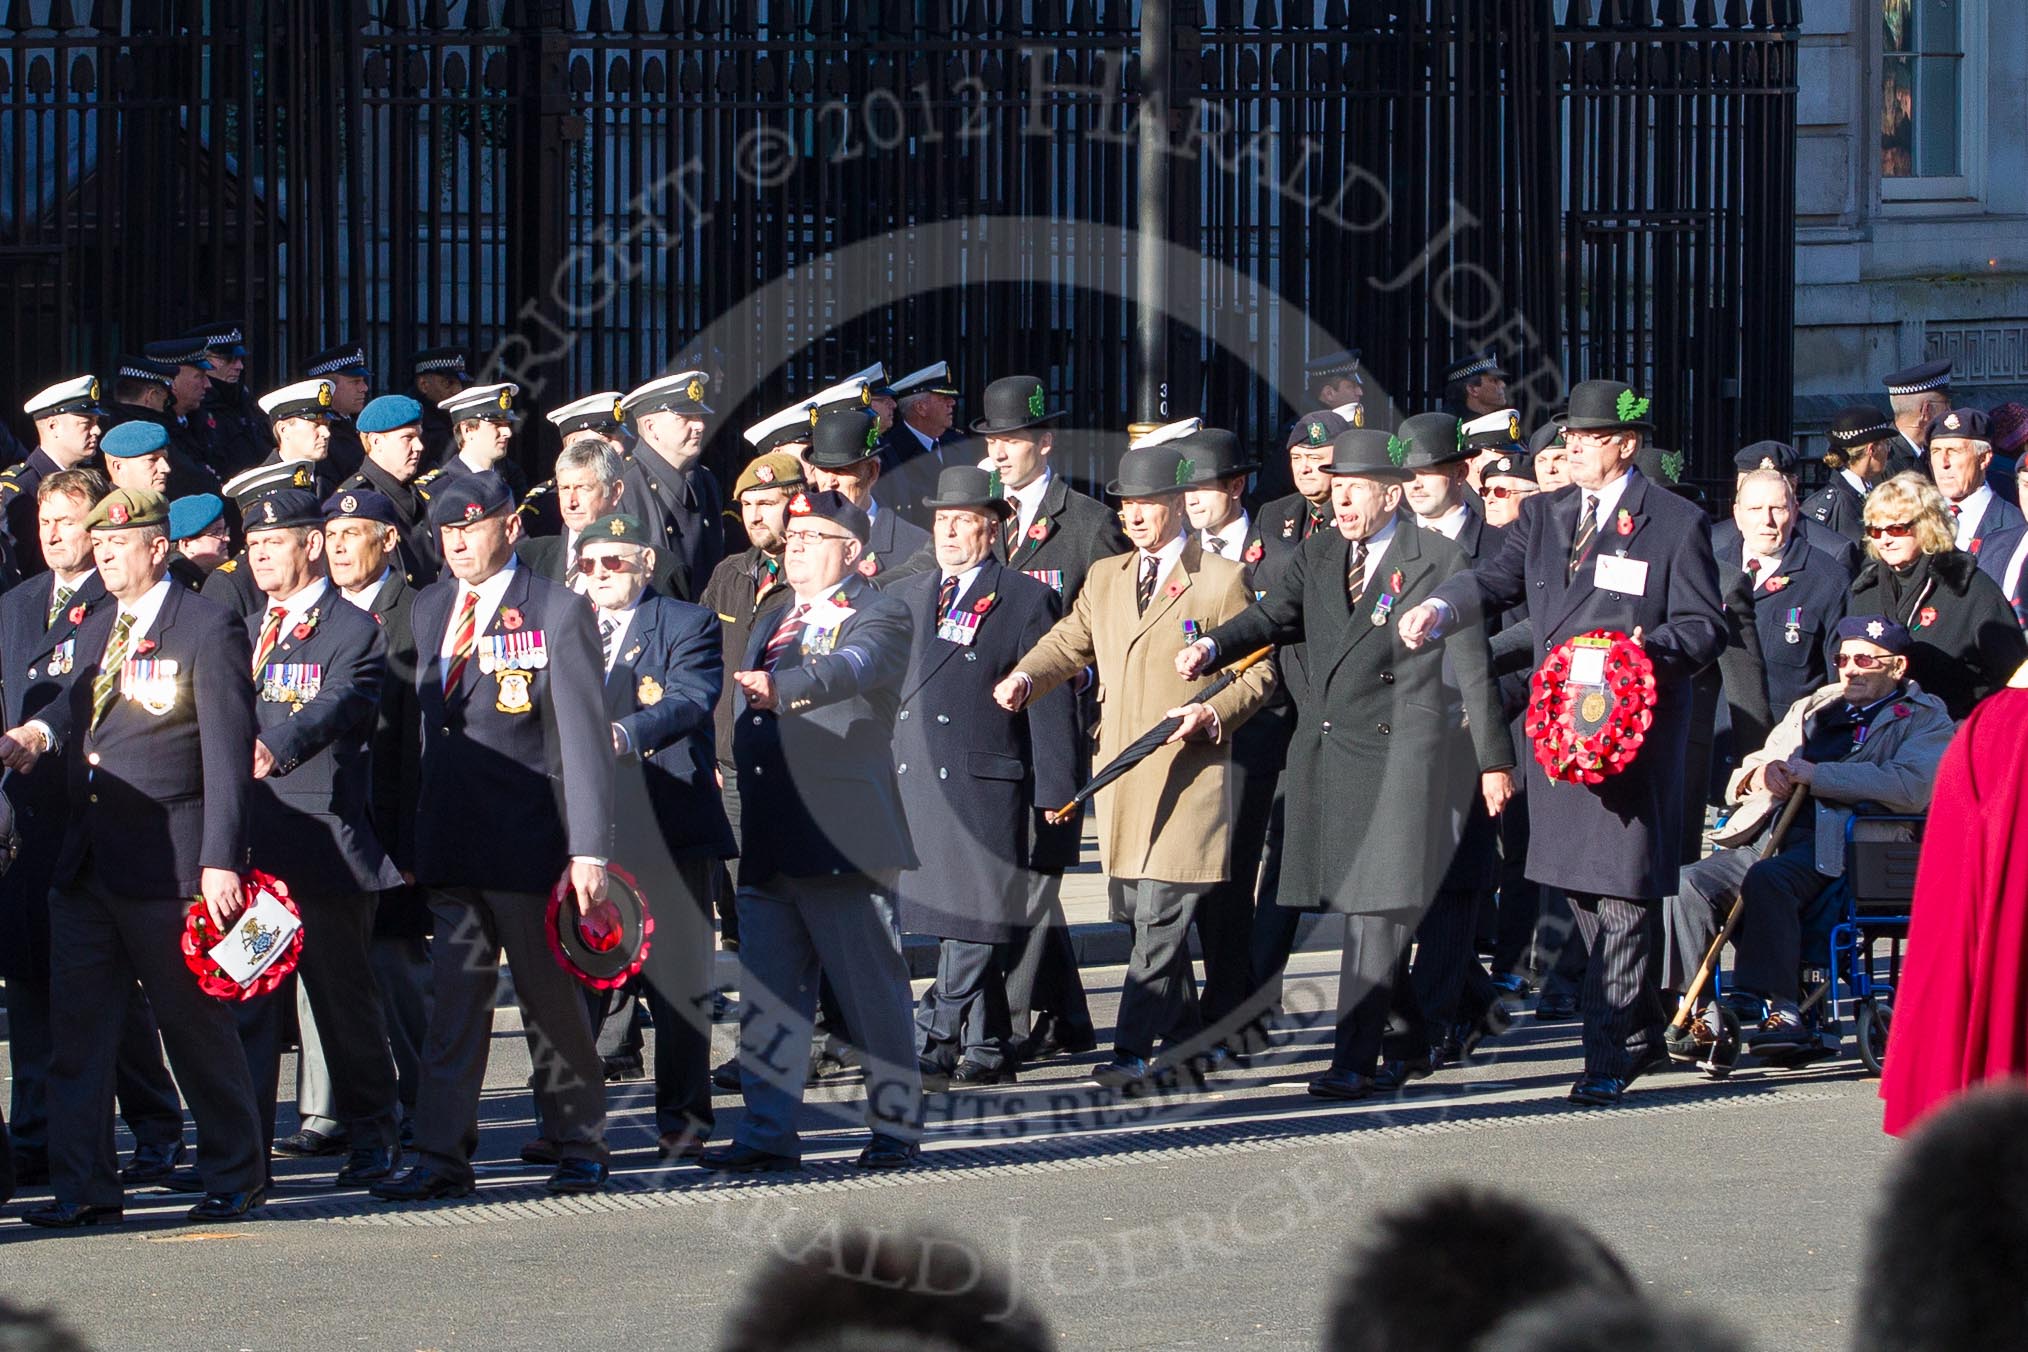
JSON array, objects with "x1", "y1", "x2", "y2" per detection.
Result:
[{"x1": 1662, "y1": 617, "x2": 1954, "y2": 1060}]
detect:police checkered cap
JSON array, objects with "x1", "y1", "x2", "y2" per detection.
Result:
[
  {"x1": 116, "y1": 355, "x2": 177, "y2": 388},
  {"x1": 305, "y1": 343, "x2": 371, "y2": 378},
  {"x1": 1881, "y1": 358, "x2": 1951, "y2": 397}
]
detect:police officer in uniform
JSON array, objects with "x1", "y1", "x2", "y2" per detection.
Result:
[
  {"x1": 1400, "y1": 379, "x2": 1726, "y2": 1107},
  {"x1": 577, "y1": 512, "x2": 733, "y2": 1156},
  {"x1": 303, "y1": 340, "x2": 373, "y2": 484},
  {"x1": 1443, "y1": 349, "x2": 1512, "y2": 421},
  {"x1": 143, "y1": 335, "x2": 228, "y2": 490},
  {"x1": 2, "y1": 487, "x2": 268, "y2": 1226},
  {"x1": 233, "y1": 488, "x2": 405, "y2": 1183},
  {"x1": 1, "y1": 376, "x2": 106, "y2": 583},
  {"x1": 803, "y1": 409, "x2": 931, "y2": 586},
  {"x1": 191, "y1": 321, "x2": 270, "y2": 480},
  {"x1": 106, "y1": 354, "x2": 218, "y2": 500},
  {"x1": 371, "y1": 472, "x2": 615, "y2": 1201},
  {"x1": 616, "y1": 371, "x2": 726, "y2": 596},
  {"x1": 892, "y1": 466, "x2": 1076, "y2": 1087},
  {"x1": 410, "y1": 346, "x2": 471, "y2": 468},
  {"x1": 977, "y1": 374, "x2": 1129, "y2": 1059},
  {"x1": 700, "y1": 488, "x2": 923, "y2": 1173},
  {"x1": 1803, "y1": 406, "x2": 1900, "y2": 543},
  {"x1": 338, "y1": 393, "x2": 441, "y2": 583}
]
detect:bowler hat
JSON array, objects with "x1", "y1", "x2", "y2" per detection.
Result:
[
  {"x1": 1326, "y1": 429, "x2": 1413, "y2": 481},
  {"x1": 1560, "y1": 379, "x2": 1654, "y2": 433},
  {"x1": 921, "y1": 464, "x2": 1014, "y2": 519},
  {"x1": 804, "y1": 410, "x2": 883, "y2": 469},
  {"x1": 1105, "y1": 445, "x2": 1192, "y2": 498},
  {"x1": 969, "y1": 375, "x2": 1063, "y2": 435},
  {"x1": 1395, "y1": 412, "x2": 1469, "y2": 470}
]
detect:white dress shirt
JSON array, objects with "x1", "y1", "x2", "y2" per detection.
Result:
[
  {"x1": 341, "y1": 566, "x2": 392, "y2": 610},
  {"x1": 1200, "y1": 510, "x2": 1251, "y2": 561},
  {"x1": 1005, "y1": 470, "x2": 1054, "y2": 541},
  {"x1": 1137, "y1": 531, "x2": 1190, "y2": 596},
  {"x1": 1583, "y1": 468, "x2": 1635, "y2": 533},
  {"x1": 1740, "y1": 545, "x2": 1784, "y2": 588},
  {"x1": 1419, "y1": 502, "x2": 1470, "y2": 541},
  {"x1": 255, "y1": 577, "x2": 329, "y2": 635},
  {"x1": 1350, "y1": 518, "x2": 1397, "y2": 591},
  {"x1": 439, "y1": 557, "x2": 521, "y2": 662},
  {"x1": 1951, "y1": 483, "x2": 1994, "y2": 551},
  {"x1": 938, "y1": 562, "x2": 986, "y2": 609}
]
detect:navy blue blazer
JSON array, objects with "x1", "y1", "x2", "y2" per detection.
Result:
[
  {"x1": 889, "y1": 556, "x2": 1076, "y2": 943},
  {"x1": 360, "y1": 569, "x2": 422, "y2": 872},
  {"x1": 1720, "y1": 534, "x2": 1852, "y2": 719},
  {"x1": 1964, "y1": 492, "x2": 2028, "y2": 587},
  {"x1": 39, "y1": 583, "x2": 256, "y2": 899},
  {"x1": 411, "y1": 562, "x2": 615, "y2": 894},
  {"x1": 1433, "y1": 471, "x2": 1726, "y2": 901},
  {"x1": 731, "y1": 573, "x2": 916, "y2": 885},
  {"x1": 603, "y1": 593, "x2": 735, "y2": 863},
  {"x1": 246, "y1": 585, "x2": 403, "y2": 900}
]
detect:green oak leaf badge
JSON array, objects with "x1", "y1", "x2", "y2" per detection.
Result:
[
  {"x1": 1174, "y1": 457, "x2": 1196, "y2": 486},
  {"x1": 1616, "y1": 388, "x2": 1652, "y2": 423},
  {"x1": 1027, "y1": 384, "x2": 1046, "y2": 419},
  {"x1": 1386, "y1": 434, "x2": 1408, "y2": 467},
  {"x1": 1659, "y1": 449, "x2": 1685, "y2": 484},
  {"x1": 864, "y1": 423, "x2": 880, "y2": 451}
]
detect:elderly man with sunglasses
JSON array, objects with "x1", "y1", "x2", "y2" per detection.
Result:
[{"x1": 1661, "y1": 616, "x2": 1952, "y2": 1060}]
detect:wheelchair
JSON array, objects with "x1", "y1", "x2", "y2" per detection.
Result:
[{"x1": 1685, "y1": 811, "x2": 1921, "y2": 1080}]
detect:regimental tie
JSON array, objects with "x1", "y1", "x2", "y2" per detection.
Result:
[
  {"x1": 1568, "y1": 494, "x2": 1599, "y2": 581},
  {"x1": 761, "y1": 603, "x2": 809, "y2": 672},
  {"x1": 46, "y1": 583, "x2": 72, "y2": 631},
  {"x1": 1204, "y1": 533, "x2": 1227, "y2": 558},
  {"x1": 90, "y1": 612, "x2": 134, "y2": 730},
  {"x1": 1303, "y1": 501, "x2": 1325, "y2": 540},
  {"x1": 598, "y1": 616, "x2": 619, "y2": 668},
  {"x1": 937, "y1": 575, "x2": 959, "y2": 616},
  {"x1": 443, "y1": 589, "x2": 480, "y2": 691},
  {"x1": 1135, "y1": 554, "x2": 1158, "y2": 615},
  {"x1": 1346, "y1": 540, "x2": 1369, "y2": 610},
  {"x1": 1745, "y1": 557, "x2": 1761, "y2": 590},
  {"x1": 251, "y1": 605, "x2": 287, "y2": 676}
]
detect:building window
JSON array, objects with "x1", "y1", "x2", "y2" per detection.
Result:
[{"x1": 1881, "y1": 0, "x2": 1964, "y2": 180}]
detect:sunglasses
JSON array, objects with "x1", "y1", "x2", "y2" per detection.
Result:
[
  {"x1": 1835, "y1": 651, "x2": 1894, "y2": 671},
  {"x1": 1864, "y1": 521, "x2": 1916, "y2": 539},
  {"x1": 574, "y1": 555, "x2": 640, "y2": 576},
  {"x1": 1486, "y1": 485, "x2": 1536, "y2": 499}
]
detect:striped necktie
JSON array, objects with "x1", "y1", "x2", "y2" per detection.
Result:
[
  {"x1": 1346, "y1": 540, "x2": 1368, "y2": 610},
  {"x1": 1568, "y1": 494, "x2": 1599, "y2": 581},
  {"x1": 47, "y1": 583, "x2": 73, "y2": 631},
  {"x1": 1135, "y1": 555, "x2": 1158, "y2": 615},
  {"x1": 443, "y1": 589, "x2": 480, "y2": 692},
  {"x1": 90, "y1": 612, "x2": 135, "y2": 731},
  {"x1": 599, "y1": 615, "x2": 619, "y2": 668},
  {"x1": 937, "y1": 575, "x2": 959, "y2": 617},
  {"x1": 761, "y1": 603, "x2": 809, "y2": 672},
  {"x1": 250, "y1": 606, "x2": 286, "y2": 676}
]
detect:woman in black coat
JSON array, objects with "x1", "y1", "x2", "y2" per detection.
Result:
[{"x1": 1848, "y1": 472, "x2": 2026, "y2": 718}]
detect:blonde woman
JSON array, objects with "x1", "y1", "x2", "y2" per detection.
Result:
[{"x1": 1848, "y1": 472, "x2": 2025, "y2": 717}]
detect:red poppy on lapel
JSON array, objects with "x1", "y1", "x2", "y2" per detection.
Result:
[
  {"x1": 1026, "y1": 520, "x2": 1051, "y2": 543},
  {"x1": 292, "y1": 623, "x2": 313, "y2": 640},
  {"x1": 1917, "y1": 607, "x2": 1938, "y2": 629},
  {"x1": 1388, "y1": 570, "x2": 1404, "y2": 594},
  {"x1": 134, "y1": 639, "x2": 157, "y2": 657},
  {"x1": 972, "y1": 592, "x2": 996, "y2": 615},
  {"x1": 1244, "y1": 541, "x2": 1263, "y2": 563},
  {"x1": 500, "y1": 607, "x2": 524, "y2": 631},
  {"x1": 1765, "y1": 575, "x2": 1790, "y2": 593},
  {"x1": 1892, "y1": 703, "x2": 1911, "y2": 718},
  {"x1": 1163, "y1": 580, "x2": 1183, "y2": 599},
  {"x1": 857, "y1": 555, "x2": 880, "y2": 577},
  {"x1": 1615, "y1": 508, "x2": 1634, "y2": 536},
  {"x1": 66, "y1": 604, "x2": 85, "y2": 625}
]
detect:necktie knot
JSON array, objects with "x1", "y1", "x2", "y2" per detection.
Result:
[
  {"x1": 937, "y1": 575, "x2": 960, "y2": 614},
  {"x1": 1135, "y1": 554, "x2": 1159, "y2": 614}
]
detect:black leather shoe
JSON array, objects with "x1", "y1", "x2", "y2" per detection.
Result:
[
  {"x1": 518, "y1": 1138, "x2": 561, "y2": 1167},
  {"x1": 853, "y1": 1135, "x2": 920, "y2": 1170},
  {"x1": 335, "y1": 1146, "x2": 400, "y2": 1186},
  {"x1": 370, "y1": 1166, "x2": 474, "y2": 1202},
  {"x1": 1191, "y1": 1045, "x2": 1246, "y2": 1076},
  {"x1": 602, "y1": 1055, "x2": 645, "y2": 1083},
  {"x1": 545, "y1": 1159, "x2": 610, "y2": 1195},
  {"x1": 1452, "y1": 1000, "x2": 1513, "y2": 1060},
  {"x1": 120, "y1": 1140, "x2": 187, "y2": 1184},
  {"x1": 1373, "y1": 1057, "x2": 1434, "y2": 1091},
  {"x1": 711, "y1": 1058, "x2": 742, "y2": 1092},
  {"x1": 657, "y1": 1132, "x2": 709, "y2": 1162},
  {"x1": 272, "y1": 1127, "x2": 349, "y2": 1158},
  {"x1": 1535, "y1": 992, "x2": 1580, "y2": 1022},
  {"x1": 950, "y1": 1060, "x2": 1016, "y2": 1087},
  {"x1": 696, "y1": 1142, "x2": 801, "y2": 1174},
  {"x1": 1308, "y1": 1070, "x2": 1375, "y2": 1101},
  {"x1": 1567, "y1": 1074, "x2": 1629, "y2": 1106},
  {"x1": 1091, "y1": 1055, "x2": 1153, "y2": 1089},
  {"x1": 1020, "y1": 1018, "x2": 1099, "y2": 1061},
  {"x1": 186, "y1": 1188, "x2": 266, "y2": 1222},
  {"x1": 22, "y1": 1200, "x2": 123, "y2": 1229}
]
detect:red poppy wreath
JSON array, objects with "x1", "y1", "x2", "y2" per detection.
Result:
[{"x1": 1523, "y1": 630, "x2": 1657, "y2": 785}]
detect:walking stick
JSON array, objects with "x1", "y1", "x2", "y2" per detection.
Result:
[
  {"x1": 1669, "y1": 787, "x2": 1811, "y2": 1031},
  {"x1": 1042, "y1": 646, "x2": 1273, "y2": 826}
]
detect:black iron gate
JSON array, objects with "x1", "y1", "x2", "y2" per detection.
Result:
[{"x1": 0, "y1": 0, "x2": 1796, "y2": 490}]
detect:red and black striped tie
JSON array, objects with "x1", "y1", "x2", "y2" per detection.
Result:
[{"x1": 760, "y1": 604, "x2": 808, "y2": 672}]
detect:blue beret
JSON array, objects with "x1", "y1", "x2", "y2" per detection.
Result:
[
  {"x1": 357, "y1": 395, "x2": 424, "y2": 435},
  {"x1": 322, "y1": 488, "x2": 402, "y2": 527},
  {"x1": 426, "y1": 471, "x2": 515, "y2": 529},
  {"x1": 167, "y1": 493, "x2": 226, "y2": 541},
  {"x1": 1834, "y1": 615, "x2": 1913, "y2": 656},
  {"x1": 784, "y1": 487, "x2": 870, "y2": 543},
  {"x1": 101, "y1": 420, "x2": 169, "y2": 459}
]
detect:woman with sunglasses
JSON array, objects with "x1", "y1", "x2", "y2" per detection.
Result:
[{"x1": 1848, "y1": 472, "x2": 2025, "y2": 718}]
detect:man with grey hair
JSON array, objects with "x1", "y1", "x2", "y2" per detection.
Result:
[{"x1": 515, "y1": 440, "x2": 686, "y2": 598}]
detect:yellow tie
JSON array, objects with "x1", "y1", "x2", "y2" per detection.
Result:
[{"x1": 90, "y1": 613, "x2": 135, "y2": 731}]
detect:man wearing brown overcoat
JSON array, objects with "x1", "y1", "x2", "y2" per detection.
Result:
[{"x1": 996, "y1": 428, "x2": 1273, "y2": 1090}]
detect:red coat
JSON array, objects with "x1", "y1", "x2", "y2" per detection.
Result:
[{"x1": 1880, "y1": 688, "x2": 2028, "y2": 1137}]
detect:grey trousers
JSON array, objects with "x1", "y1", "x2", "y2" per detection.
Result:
[
  {"x1": 1108, "y1": 878, "x2": 1206, "y2": 1060},
  {"x1": 297, "y1": 929, "x2": 434, "y2": 1133},
  {"x1": 46, "y1": 865, "x2": 265, "y2": 1206},
  {"x1": 1567, "y1": 893, "x2": 1667, "y2": 1080},
  {"x1": 733, "y1": 870, "x2": 921, "y2": 1158},
  {"x1": 412, "y1": 888, "x2": 607, "y2": 1184},
  {"x1": 915, "y1": 938, "x2": 1014, "y2": 1071}
]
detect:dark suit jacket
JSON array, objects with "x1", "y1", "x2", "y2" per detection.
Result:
[
  {"x1": 40, "y1": 583, "x2": 256, "y2": 899},
  {"x1": 411, "y1": 562, "x2": 615, "y2": 893},
  {"x1": 862, "y1": 505, "x2": 933, "y2": 588},
  {"x1": 359, "y1": 569, "x2": 423, "y2": 872},
  {"x1": 1712, "y1": 514, "x2": 1861, "y2": 577},
  {"x1": 874, "y1": 424, "x2": 967, "y2": 531},
  {"x1": 732, "y1": 573, "x2": 916, "y2": 885},
  {"x1": 1963, "y1": 492, "x2": 2028, "y2": 586},
  {"x1": 617, "y1": 449, "x2": 721, "y2": 603},
  {"x1": 201, "y1": 551, "x2": 266, "y2": 618},
  {"x1": 890, "y1": 557, "x2": 1076, "y2": 942},
  {"x1": 0, "y1": 449, "x2": 61, "y2": 584},
  {"x1": 1801, "y1": 474, "x2": 1869, "y2": 544},
  {"x1": 246, "y1": 584, "x2": 403, "y2": 900},
  {"x1": 700, "y1": 547, "x2": 791, "y2": 764},
  {"x1": 1208, "y1": 522, "x2": 1510, "y2": 916},
  {"x1": 993, "y1": 471, "x2": 1129, "y2": 606},
  {"x1": 604, "y1": 593, "x2": 735, "y2": 864},
  {"x1": 1718, "y1": 532, "x2": 1851, "y2": 728},
  {"x1": 337, "y1": 456, "x2": 441, "y2": 583},
  {"x1": 1433, "y1": 471, "x2": 1726, "y2": 900}
]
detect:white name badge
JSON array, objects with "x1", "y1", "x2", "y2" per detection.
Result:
[
  {"x1": 1593, "y1": 553, "x2": 1650, "y2": 597},
  {"x1": 1568, "y1": 645, "x2": 1607, "y2": 687},
  {"x1": 208, "y1": 885, "x2": 302, "y2": 987},
  {"x1": 802, "y1": 599, "x2": 853, "y2": 629}
]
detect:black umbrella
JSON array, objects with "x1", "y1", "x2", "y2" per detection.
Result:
[{"x1": 1045, "y1": 647, "x2": 1273, "y2": 825}]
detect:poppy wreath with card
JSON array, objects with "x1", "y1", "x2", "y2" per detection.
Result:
[
  {"x1": 180, "y1": 870, "x2": 303, "y2": 1002},
  {"x1": 1523, "y1": 629, "x2": 1658, "y2": 785}
]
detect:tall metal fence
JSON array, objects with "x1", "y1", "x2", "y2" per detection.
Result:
[{"x1": 0, "y1": 0, "x2": 1797, "y2": 492}]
